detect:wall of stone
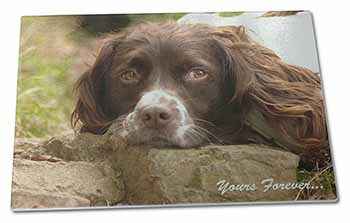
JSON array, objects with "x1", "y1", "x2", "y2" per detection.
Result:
[{"x1": 11, "y1": 133, "x2": 300, "y2": 210}]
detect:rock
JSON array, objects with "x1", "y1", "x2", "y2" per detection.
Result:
[
  {"x1": 11, "y1": 158, "x2": 124, "y2": 209},
  {"x1": 42, "y1": 133, "x2": 113, "y2": 162},
  {"x1": 111, "y1": 140, "x2": 300, "y2": 205},
  {"x1": 12, "y1": 133, "x2": 300, "y2": 209},
  {"x1": 11, "y1": 191, "x2": 90, "y2": 209}
]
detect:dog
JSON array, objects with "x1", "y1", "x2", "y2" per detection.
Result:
[{"x1": 71, "y1": 22, "x2": 329, "y2": 168}]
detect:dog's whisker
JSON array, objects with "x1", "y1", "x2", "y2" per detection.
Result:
[
  {"x1": 192, "y1": 125, "x2": 220, "y2": 144},
  {"x1": 193, "y1": 118, "x2": 217, "y2": 127},
  {"x1": 184, "y1": 130, "x2": 201, "y2": 146},
  {"x1": 188, "y1": 126, "x2": 212, "y2": 145}
]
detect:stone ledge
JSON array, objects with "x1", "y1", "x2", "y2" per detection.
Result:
[
  {"x1": 11, "y1": 133, "x2": 300, "y2": 209},
  {"x1": 111, "y1": 140, "x2": 300, "y2": 204}
]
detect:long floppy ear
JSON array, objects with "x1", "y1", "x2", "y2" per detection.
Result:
[
  {"x1": 213, "y1": 25, "x2": 328, "y2": 161},
  {"x1": 71, "y1": 34, "x2": 125, "y2": 134}
]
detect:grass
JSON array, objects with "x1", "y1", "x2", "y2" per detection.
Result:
[
  {"x1": 129, "y1": 13, "x2": 187, "y2": 22},
  {"x1": 296, "y1": 165, "x2": 337, "y2": 200},
  {"x1": 218, "y1": 12, "x2": 244, "y2": 17},
  {"x1": 15, "y1": 16, "x2": 80, "y2": 138},
  {"x1": 16, "y1": 51, "x2": 74, "y2": 138}
]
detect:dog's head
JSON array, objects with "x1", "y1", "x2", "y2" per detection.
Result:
[{"x1": 72, "y1": 22, "x2": 327, "y2": 151}]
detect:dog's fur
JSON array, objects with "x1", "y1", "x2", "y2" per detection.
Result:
[{"x1": 71, "y1": 22, "x2": 329, "y2": 168}]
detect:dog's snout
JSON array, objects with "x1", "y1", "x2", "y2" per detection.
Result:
[
  {"x1": 132, "y1": 89, "x2": 192, "y2": 135},
  {"x1": 140, "y1": 105, "x2": 173, "y2": 128}
]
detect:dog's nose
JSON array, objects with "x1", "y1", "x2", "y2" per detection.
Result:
[{"x1": 139, "y1": 105, "x2": 174, "y2": 129}]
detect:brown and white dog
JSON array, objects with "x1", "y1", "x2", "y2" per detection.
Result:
[{"x1": 71, "y1": 22, "x2": 329, "y2": 168}]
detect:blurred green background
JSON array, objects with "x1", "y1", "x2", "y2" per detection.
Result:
[{"x1": 17, "y1": 16, "x2": 79, "y2": 138}]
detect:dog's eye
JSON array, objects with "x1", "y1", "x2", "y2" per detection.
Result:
[
  {"x1": 120, "y1": 70, "x2": 139, "y2": 83},
  {"x1": 185, "y1": 69, "x2": 209, "y2": 82}
]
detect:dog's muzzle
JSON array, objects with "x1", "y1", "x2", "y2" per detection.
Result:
[{"x1": 112, "y1": 89, "x2": 197, "y2": 147}]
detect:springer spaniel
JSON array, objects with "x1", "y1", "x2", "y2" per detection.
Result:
[{"x1": 71, "y1": 22, "x2": 329, "y2": 168}]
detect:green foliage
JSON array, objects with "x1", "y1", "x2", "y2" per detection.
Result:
[
  {"x1": 296, "y1": 166, "x2": 337, "y2": 200},
  {"x1": 128, "y1": 13, "x2": 187, "y2": 23},
  {"x1": 260, "y1": 11, "x2": 303, "y2": 17},
  {"x1": 16, "y1": 17, "x2": 77, "y2": 138},
  {"x1": 218, "y1": 12, "x2": 244, "y2": 17},
  {"x1": 16, "y1": 52, "x2": 74, "y2": 138}
]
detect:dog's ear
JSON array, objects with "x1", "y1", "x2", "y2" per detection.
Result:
[
  {"x1": 213, "y1": 25, "x2": 327, "y2": 154},
  {"x1": 71, "y1": 34, "x2": 125, "y2": 134},
  {"x1": 211, "y1": 25, "x2": 256, "y2": 104}
]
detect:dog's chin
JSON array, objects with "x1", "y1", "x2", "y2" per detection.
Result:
[
  {"x1": 137, "y1": 137, "x2": 178, "y2": 148},
  {"x1": 122, "y1": 132, "x2": 197, "y2": 148},
  {"x1": 116, "y1": 126, "x2": 204, "y2": 148}
]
